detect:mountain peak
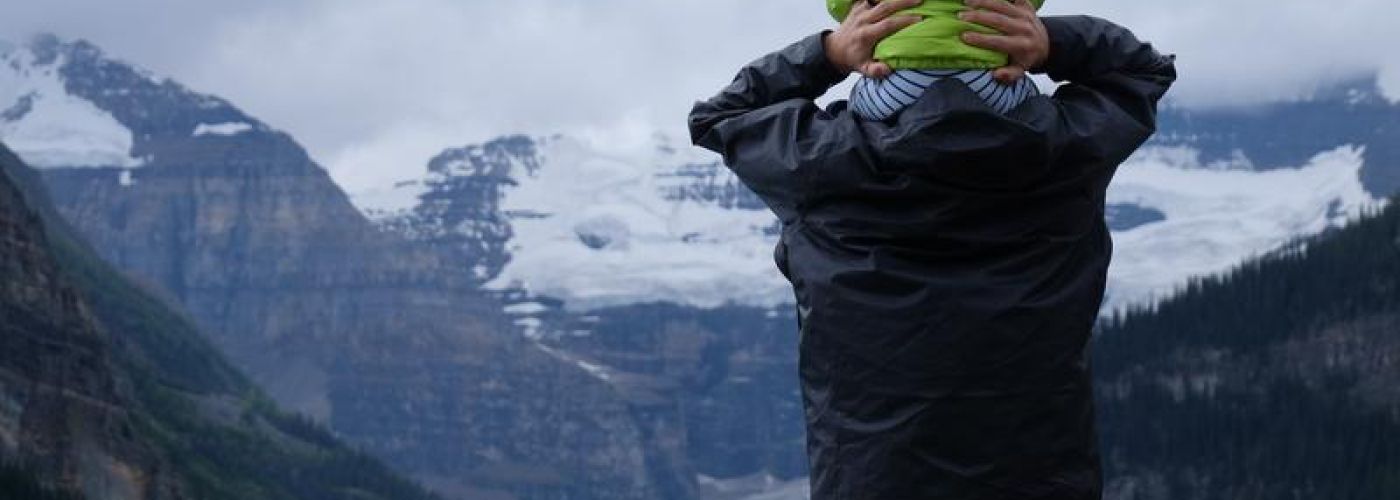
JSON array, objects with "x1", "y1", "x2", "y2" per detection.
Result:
[
  {"x1": 23, "y1": 33, "x2": 62, "y2": 66},
  {"x1": 0, "y1": 35, "x2": 306, "y2": 174},
  {"x1": 428, "y1": 133, "x2": 542, "y2": 177},
  {"x1": 0, "y1": 35, "x2": 145, "y2": 169},
  {"x1": 20, "y1": 33, "x2": 106, "y2": 68}
]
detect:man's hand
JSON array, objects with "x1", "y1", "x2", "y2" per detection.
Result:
[
  {"x1": 959, "y1": 0, "x2": 1049, "y2": 83},
  {"x1": 824, "y1": 0, "x2": 923, "y2": 79}
]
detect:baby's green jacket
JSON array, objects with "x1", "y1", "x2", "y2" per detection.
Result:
[{"x1": 827, "y1": 0, "x2": 1047, "y2": 69}]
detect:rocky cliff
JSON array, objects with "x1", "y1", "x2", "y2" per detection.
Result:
[
  {"x1": 0, "y1": 144, "x2": 176, "y2": 500},
  {"x1": 2, "y1": 141, "x2": 442, "y2": 500},
  {"x1": 1, "y1": 35, "x2": 684, "y2": 499}
]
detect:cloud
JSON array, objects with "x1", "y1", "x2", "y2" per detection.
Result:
[
  {"x1": 0, "y1": 0, "x2": 1395, "y2": 192},
  {"x1": 1048, "y1": 0, "x2": 1398, "y2": 106}
]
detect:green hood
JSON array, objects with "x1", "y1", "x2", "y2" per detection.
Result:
[{"x1": 828, "y1": 0, "x2": 1046, "y2": 69}]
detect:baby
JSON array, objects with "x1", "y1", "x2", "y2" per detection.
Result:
[{"x1": 827, "y1": 0, "x2": 1045, "y2": 120}]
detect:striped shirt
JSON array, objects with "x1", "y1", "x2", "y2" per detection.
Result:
[{"x1": 850, "y1": 69, "x2": 1040, "y2": 121}]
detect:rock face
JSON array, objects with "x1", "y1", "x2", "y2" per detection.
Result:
[
  {"x1": 1, "y1": 36, "x2": 682, "y2": 499},
  {"x1": 543, "y1": 304, "x2": 809, "y2": 481},
  {"x1": 361, "y1": 135, "x2": 810, "y2": 490},
  {"x1": 3, "y1": 142, "x2": 442, "y2": 500},
  {"x1": 0, "y1": 144, "x2": 175, "y2": 500}
]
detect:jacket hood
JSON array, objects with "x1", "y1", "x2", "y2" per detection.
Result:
[{"x1": 876, "y1": 79, "x2": 1057, "y2": 192}]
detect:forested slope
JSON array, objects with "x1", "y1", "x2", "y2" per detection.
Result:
[{"x1": 1095, "y1": 201, "x2": 1400, "y2": 499}]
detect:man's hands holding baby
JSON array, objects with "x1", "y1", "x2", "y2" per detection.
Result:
[
  {"x1": 824, "y1": 0, "x2": 923, "y2": 79},
  {"x1": 824, "y1": 0, "x2": 1048, "y2": 83},
  {"x1": 960, "y1": 0, "x2": 1049, "y2": 83}
]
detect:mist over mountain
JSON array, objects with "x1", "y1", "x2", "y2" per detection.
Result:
[{"x1": 2, "y1": 33, "x2": 1399, "y2": 500}]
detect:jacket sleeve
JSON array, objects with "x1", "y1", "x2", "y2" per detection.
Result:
[
  {"x1": 688, "y1": 32, "x2": 877, "y2": 218},
  {"x1": 1037, "y1": 16, "x2": 1177, "y2": 178}
]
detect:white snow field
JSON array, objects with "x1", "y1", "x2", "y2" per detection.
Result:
[
  {"x1": 356, "y1": 135, "x2": 1379, "y2": 314},
  {"x1": 1103, "y1": 145, "x2": 1378, "y2": 312},
  {"x1": 0, "y1": 44, "x2": 144, "y2": 169}
]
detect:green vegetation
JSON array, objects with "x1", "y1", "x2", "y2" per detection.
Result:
[
  {"x1": 0, "y1": 462, "x2": 83, "y2": 500},
  {"x1": 1099, "y1": 202, "x2": 1400, "y2": 376},
  {"x1": 1095, "y1": 201, "x2": 1400, "y2": 498},
  {"x1": 55, "y1": 202, "x2": 435, "y2": 500}
]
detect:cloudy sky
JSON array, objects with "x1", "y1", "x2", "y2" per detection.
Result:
[{"x1": 2, "y1": 0, "x2": 1394, "y2": 192}]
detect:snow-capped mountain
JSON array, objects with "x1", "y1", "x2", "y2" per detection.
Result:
[
  {"x1": 356, "y1": 134, "x2": 791, "y2": 311},
  {"x1": 6, "y1": 30, "x2": 1400, "y2": 500},
  {"x1": 0, "y1": 34, "x2": 274, "y2": 175},
  {"x1": 346, "y1": 93, "x2": 1390, "y2": 500},
  {"x1": 356, "y1": 125, "x2": 1383, "y2": 317},
  {"x1": 0, "y1": 35, "x2": 694, "y2": 500},
  {"x1": 1101, "y1": 144, "x2": 1377, "y2": 311},
  {"x1": 0, "y1": 41, "x2": 143, "y2": 168},
  {"x1": 1150, "y1": 75, "x2": 1400, "y2": 196},
  {"x1": 6, "y1": 29, "x2": 1381, "y2": 319}
]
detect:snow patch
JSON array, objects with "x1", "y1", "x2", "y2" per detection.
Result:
[
  {"x1": 573, "y1": 359, "x2": 613, "y2": 382},
  {"x1": 533, "y1": 343, "x2": 614, "y2": 383},
  {"x1": 0, "y1": 48, "x2": 143, "y2": 168},
  {"x1": 513, "y1": 317, "x2": 543, "y2": 339},
  {"x1": 698, "y1": 473, "x2": 810, "y2": 500},
  {"x1": 353, "y1": 179, "x2": 426, "y2": 220},
  {"x1": 1103, "y1": 144, "x2": 1379, "y2": 312},
  {"x1": 482, "y1": 135, "x2": 791, "y2": 311},
  {"x1": 504, "y1": 301, "x2": 551, "y2": 315},
  {"x1": 192, "y1": 121, "x2": 253, "y2": 137}
]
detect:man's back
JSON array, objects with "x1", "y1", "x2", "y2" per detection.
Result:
[{"x1": 690, "y1": 14, "x2": 1175, "y2": 500}]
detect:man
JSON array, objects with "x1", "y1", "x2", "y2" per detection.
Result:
[{"x1": 688, "y1": 0, "x2": 1176, "y2": 498}]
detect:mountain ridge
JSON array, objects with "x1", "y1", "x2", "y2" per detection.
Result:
[
  {"x1": 356, "y1": 131, "x2": 1379, "y2": 315},
  {"x1": 2, "y1": 34, "x2": 694, "y2": 499},
  {"x1": 6, "y1": 32, "x2": 1400, "y2": 500}
]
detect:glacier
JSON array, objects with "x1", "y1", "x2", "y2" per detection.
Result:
[
  {"x1": 1103, "y1": 144, "x2": 1380, "y2": 312},
  {"x1": 484, "y1": 136, "x2": 791, "y2": 310},
  {"x1": 356, "y1": 134, "x2": 795, "y2": 311},
  {"x1": 355, "y1": 134, "x2": 1380, "y2": 315},
  {"x1": 0, "y1": 42, "x2": 143, "y2": 169}
]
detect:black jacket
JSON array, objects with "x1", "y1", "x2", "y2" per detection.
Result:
[{"x1": 689, "y1": 16, "x2": 1176, "y2": 500}]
